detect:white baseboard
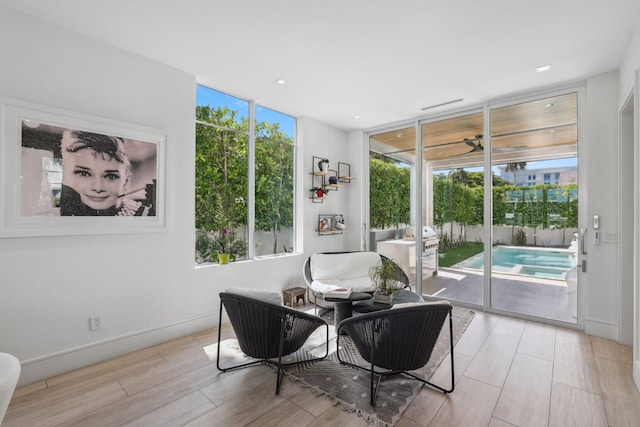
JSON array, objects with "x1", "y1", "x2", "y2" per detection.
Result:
[
  {"x1": 17, "y1": 311, "x2": 219, "y2": 387},
  {"x1": 584, "y1": 317, "x2": 619, "y2": 341}
]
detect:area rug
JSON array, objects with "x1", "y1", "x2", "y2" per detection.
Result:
[{"x1": 205, "y1": 306, "x2": 474, "y2": 426}]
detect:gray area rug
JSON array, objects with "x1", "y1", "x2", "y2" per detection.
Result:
[
  {"x1": 206, "y1": 306, "x2": 474, "y2": 427},
  {"x1": 284, "y1": 306, "x2": 475, "y2": 426}
]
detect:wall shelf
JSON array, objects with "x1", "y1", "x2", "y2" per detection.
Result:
[
  {"x1": 310, "y1": 159, "x2": 355, "y2": 203},
  {"x1": 310, "y1": 156, "x2": 329, "y2": 203},
  {"x1": 338, "y1": 162, "x2": 356, "y2": 183}
]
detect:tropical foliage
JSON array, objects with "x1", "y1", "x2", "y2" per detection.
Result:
[
  {"x1": 369, "y1": 157, "x2": 411, "y2": 229},
  {"x1": 368, "y1": 155, "x2": 578, "y2": 250},
  {"x1": 433, "y1": 169, "x2": 578, "y2": 249},
  {"x1": 195, "y1": 105, "x2": 294, "y2": 262}
]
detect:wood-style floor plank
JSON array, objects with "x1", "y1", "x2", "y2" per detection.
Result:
[
  {"x1": 492, "y1": 353, "x2": 553, "y2": 427},
  {"x1": 428, "y1": 376, "x2": 502, "y2": 427},
  {"x1": 3, "y1": 382, "x2": 127, "y2": 427},
  {"x1": 548, "y1": 381, "x2": 608, "y2": 427},
  {"x1": 463, "y1": 331, "x2": 521, "y2": 388},
  {"x1": 121, "y1": 391, "x2": 215, "y2": 427},
  {"x1": 5, "y1": 302, "x2": 639, "y2": 427},
  {"x1": 59, "y1": 363, "x2": 220, "y2": 427},
  {"x1": 517, "y1": 321, "x2": 556, "y2": 361},
  {"x1": 4, "y1": 353, "x2": 165, "y2": 420},
  {"x1": 553, "y1": 329, "x2": 601, "y2": 395},
  {"x1": 594, "y1": 357, "x2": 640, "y2": 426}
]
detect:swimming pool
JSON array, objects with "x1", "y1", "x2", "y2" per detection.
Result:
[{"x1": 456, "y1": 246, "x2": 576, "y2": 280}]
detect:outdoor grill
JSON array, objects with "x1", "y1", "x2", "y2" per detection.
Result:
[{"x1": 422, "y1": 226, "x2": 439, "y2": 276}]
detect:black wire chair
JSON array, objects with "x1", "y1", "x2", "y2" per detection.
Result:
[
  {"x1": 336, "y1": 301, "x2": 454, "y2": 406},
  {"x1": 302, "y1": 251, "x2": 411, "y2": 314},
  {"x1": 217, "y1": 292, "x2": 329, "y2": 394}
]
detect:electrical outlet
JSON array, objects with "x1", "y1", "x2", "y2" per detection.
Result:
[{"x1": 89, "y1": 315, "x2": 102, "y2": 331}]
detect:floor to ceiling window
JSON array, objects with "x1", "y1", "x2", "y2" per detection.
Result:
[
  {"x1": 421, "y1": 111, "x2": 486, "y2": 306},
  {"x1": 195, "y1": 85, "x2": 296, "y2": 264},
  {"x1": 489, "y1": 92, "x2": 578, "y2": 323},
  {"x1": 366, "y1": 89, "x2": 580, "y2": 326},
  {"x1": 368, "y1": 126, "x2": 415, "y2": 279}
]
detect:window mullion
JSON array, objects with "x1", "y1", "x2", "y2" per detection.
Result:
[{"x1": 248, "y1": 100, "x2": 256, "y2": 259}]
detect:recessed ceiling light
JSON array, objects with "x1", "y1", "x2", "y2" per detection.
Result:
[
  {"x1": 353, "y1": 115, "x2": 361, "y2": 119},
  {"x1": 536, "y1": 64, "x2": 551, "y2": 72},
  {"x1": 275, "y1": 78, "x2": 286, "y2": 84}
]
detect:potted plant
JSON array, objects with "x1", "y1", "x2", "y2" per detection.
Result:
[
  {"x1": 310, "y1": 186, "x2": 329, "y2": 199},
  {"x1": 211, "y1": 227, "x2": 248, "y2": 264},
  {"x1": 369, "y1": 259, "x2": 405, "y2": 303},
  {"x1": 317, "y1": 158, "x2": 329, "y2": 172}
]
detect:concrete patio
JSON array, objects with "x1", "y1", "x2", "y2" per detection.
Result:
[{"x1": 422, "y1": 266, "x2": 576, "y2": 324}]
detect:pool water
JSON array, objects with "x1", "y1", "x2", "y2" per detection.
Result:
[{"x1": 458, "y1": 246, "x2": 576, "y2": 280}]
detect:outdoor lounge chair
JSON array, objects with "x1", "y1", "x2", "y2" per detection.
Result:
[
  {"x1": 302, "y1": 251, "x2": 410, "y2": 314},
  {"x1": 217, "y1": 291, "x2": 329, "y2": 394},
  {"x1": 336, "y1": 301, "x2": 454, "y2": 406}
]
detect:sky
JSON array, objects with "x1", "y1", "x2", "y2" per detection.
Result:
[{"x1": 196, "y1": 85, "x2": 295, "y2": 138}]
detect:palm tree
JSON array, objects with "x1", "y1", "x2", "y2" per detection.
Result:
[
  {"x1": 505, "y1": 162, "x2": 527, "y2": 244},
  {"x1": 505, "y1": 162, "x2": 527, "y2": 185},
  {"x1": 448, "y1": 168, "x2": 469, "y2": 185}
]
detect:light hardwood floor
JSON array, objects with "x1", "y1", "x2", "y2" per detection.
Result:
[{"x1": 4, "y1": 304, "x2": 640, "y2": 427}]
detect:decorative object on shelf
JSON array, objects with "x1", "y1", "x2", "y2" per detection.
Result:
[
  {"x1": 311, "y1": 156, "x2": 332, "y2": 203},
  {"x1": 317, "y1": 214, "x2": 346, "y2": 235},
  {"x1": 334, "y1": 214, "x2": 346, "y2": 230},
  {"x1": 325, "y1": 170, "x2": 342, "y2": 191},
  {"x1": 370, "y1": 258, "x2": 405, "y2": 303},
  {"x1": 217, "y1": 253, "x2": 230, "y2": 265},
  {"x1": 310, "y1": 186, "x2": 329, "y2": 199},
  {"x1": 319, "y1": 217, "x2": 331, "y2": 231},
  {"x1": 310, "y1": 158, "x2": 353, "y2": 203},
  {"x1": 317, "y1": 158, "x2": 330, "y2": 172}
]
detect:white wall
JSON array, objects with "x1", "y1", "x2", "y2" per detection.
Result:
[
  {"x1": 619, "y1": 14, "x2": 640, "y2": 393},
  {"x1": 620, "y1": 16, "x2": 640, "y2": 99},
  {"x1": 298, "y1": 117, "x2": 359, "y2": 255},
  {"x1": 584, "y1": 72, "x2": 621, "y2": 339},
  {"x1": 0, "y1": 7, "x2": 198, "y2": 385},
  {"x1": 0, "y1": 7, "x2": 358, "y2": 385}
]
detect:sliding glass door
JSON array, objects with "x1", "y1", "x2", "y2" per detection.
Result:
[
  {"x1": 365, "y1": 89, "x2": 580, "y2": 325},
  {"x1": 368, "y1": 126, "x2": 415, "y2": 281},
  {"x1": 489, "y1": 93, "x2": 579, "y2": 323},
  {"x1": 421, "y1": 111, "x2": 485, "y2": 306}
]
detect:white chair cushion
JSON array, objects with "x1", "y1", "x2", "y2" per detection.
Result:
[
  {"x1": 311, "y1": 277, "x2": 374, "y2": 293},
  {"x1": 0, "y1": 353, "x2": 20, "y2": 425},
  {"x1": 225, "y1": 288, "x2": 283, "y2": 305},
  {"x1": 310, "y1": 252, "x2": 381, "y2": 280}
]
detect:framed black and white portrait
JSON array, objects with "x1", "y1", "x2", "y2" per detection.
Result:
[{"x1": 0, "y1": 98, "x2": 167, "y2": 237}]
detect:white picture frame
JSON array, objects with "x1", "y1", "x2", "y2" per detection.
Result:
[{"x1": 0, "y1": 97, "x2": 167, "y2": 237}]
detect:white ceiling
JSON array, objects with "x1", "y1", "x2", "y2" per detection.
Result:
[{"x1": 2, "y1": 0, "x2": 639, "y2": 131}]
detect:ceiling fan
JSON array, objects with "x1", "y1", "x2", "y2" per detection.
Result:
[
  {"x1": 463, "y1": 134, "x2": 527, "y2": 153},
  {"x1": 419, "y1": 134, "x2": 528, "y2": 157},
  {"x1": 463, "y1": 135, "x2": 484, "y2": 153}
]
